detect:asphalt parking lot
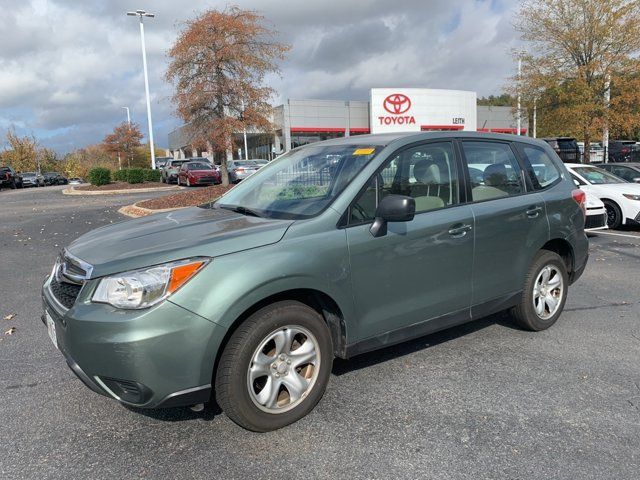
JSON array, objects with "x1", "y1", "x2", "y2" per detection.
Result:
[{"x1": 1, "y1": 186, "x2": 639, "y2": 480}]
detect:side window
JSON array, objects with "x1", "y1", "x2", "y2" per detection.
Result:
[
  {"x1": 462, "y1": 141, "x2": 524, "y2": 202},
  {"x1": 610, "y1": 166, "x2": 634, "y2": 182},
  {"x1": 349, "y1": 142, "x2": 459, "y2": 224},
  {"x1": 519, "y1": 145, "x2": 561, "y2": 189}
]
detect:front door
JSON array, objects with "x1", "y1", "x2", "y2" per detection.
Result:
[{"x1": 345, "y1": 141, "x2": 474, "y2": 344}]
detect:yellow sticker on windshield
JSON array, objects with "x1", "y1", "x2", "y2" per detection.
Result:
[{"x1": 354, "y1": 148, "x2": 375, "y2": 155}]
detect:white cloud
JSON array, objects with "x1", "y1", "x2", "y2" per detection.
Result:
[{"x1": 0, "y1": 0, "x2": 522, "y2": 153}]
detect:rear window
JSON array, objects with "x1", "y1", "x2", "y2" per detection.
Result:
[
  {"x1": 557, "y1": 139, "x2": 577, "y2": 150},
  {"x1": 188, "y1": 163, "x2": 212, "y2": 170},
  {"x1": 519, "y1": 145, "x2": 561, "y2": 189}
]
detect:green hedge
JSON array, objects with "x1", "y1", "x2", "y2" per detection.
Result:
[
  {"x1": 143, "y1": 169, "x2": 161, "y2": 182},
  {"x1": 88, "y1": 168, "x2": 111, "y2": 186},
  {"x1": 113, "y1": 169, "x2": 128, "y2": 182},
  {"x1": 127, "y1": 168, "x2": 144, "y2": 184}
]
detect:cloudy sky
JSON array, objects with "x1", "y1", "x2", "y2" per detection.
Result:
[{"x1": 0, "y1": 0, "x2": 523, "y2": 153}]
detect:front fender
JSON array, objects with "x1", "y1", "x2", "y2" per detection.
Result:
[{"x1": 169, "y1": 225, "x2": 355, "y2": 338}]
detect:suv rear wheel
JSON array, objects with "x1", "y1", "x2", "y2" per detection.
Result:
[
  {"x1": 511, "y1": 250, "x2": 568, "y2": 331},
  {"x1": 215, "y1": 301, "x2": 333, "y2": 432}
]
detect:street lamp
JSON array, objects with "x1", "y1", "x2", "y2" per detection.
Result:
[
  {"x1": 121, "y1": 106, "x2": 131, "y2": 125},
  {"x1": 127, "y1": 9, "x2": 156, "y2": 169}
]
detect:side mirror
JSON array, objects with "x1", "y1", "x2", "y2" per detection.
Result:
[
  {"x1": 633, "y1": 177, "x2": 640, "y2": 183},
  {"x1": 574, "y1": 179, "x2": 580, "y2": 187},
  {"x1": 370, "y1": 195, "x2": 415, "y2": 238}
]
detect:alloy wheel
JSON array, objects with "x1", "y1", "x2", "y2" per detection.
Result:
[
  {"x1": 532, "y1": 265, "x2": 564, "y2": 320},
  {"x1": 247, "y1": 325, "x2": 320, "y2": 414}
]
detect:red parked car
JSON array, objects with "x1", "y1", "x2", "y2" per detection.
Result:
[{"x1": 177, "y1": 161, "x2": 221, "y2": 187}]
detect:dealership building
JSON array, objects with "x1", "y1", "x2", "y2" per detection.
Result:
[{"x1": 168, "y1": 88, "x2": 527, "y2": 160}]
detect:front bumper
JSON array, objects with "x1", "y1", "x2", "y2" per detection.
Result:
[{"x1": 42, "y1": 276, "x2": 227, "y2": 408}]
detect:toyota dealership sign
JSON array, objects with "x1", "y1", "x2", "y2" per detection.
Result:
[{"x1": 370, "y1": 88, "x2": 477, "y2": 134}]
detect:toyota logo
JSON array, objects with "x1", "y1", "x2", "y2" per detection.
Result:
[{"x1": 383, "y1": 93, "x2": 412, "y2": 115}]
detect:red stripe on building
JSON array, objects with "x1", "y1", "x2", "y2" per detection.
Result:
[
  {"x1": 420, "y1": 125, "x2": 465, "y2": 131},
  {"x1": 290, "y1": 127, "x2": 346, "y2": 133},
  {"x1": 478, "y1": 128, "x2": 528, "y2": 134},
  {"x1": 349, "y1": 128, "x2": 370, "y2": 133}
]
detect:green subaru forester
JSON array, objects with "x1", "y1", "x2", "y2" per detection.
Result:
[{"x1": 42, "y1": 132, "x2": 588, "y2": 431}]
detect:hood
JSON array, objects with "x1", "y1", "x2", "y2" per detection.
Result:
[{"x1": 67, "y1": 206, "x2": 294, "y2": 277}]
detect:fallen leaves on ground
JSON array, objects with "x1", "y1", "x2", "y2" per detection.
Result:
[
  {"x1": 3, "y1": 313, "x2": 17, "y2": 321},
  {"x1": 136, "y1": 184, "x2": 234, "y2": 210},
  {"x1": 5, "y1": 327, "x2": 16, "y2": 335}
]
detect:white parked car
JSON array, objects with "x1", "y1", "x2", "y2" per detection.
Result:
[
  {"x1": 565, "y1": 163, "x2": 640, "y2": 229},
  {"x1": 583, "y1": 190, "x2": 607, "y2": 231}
]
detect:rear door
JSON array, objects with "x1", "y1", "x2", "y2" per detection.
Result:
[
  {"x1": 345, "y1": 140, "x2": 474, "y2": 343},
  {"x1": 460, "y1": 140, "x2": 549, "y2": 314}
]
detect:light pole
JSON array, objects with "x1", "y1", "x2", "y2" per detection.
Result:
[
  {"x1": 121, "y1": 106, "x2": 131, "y2": 126},
  {"x1": 516, "y1": 56, "x2": 522, "y2": 136},
  {"x1": 127, "y1": 9, "x2": 156, "y2": 169}
]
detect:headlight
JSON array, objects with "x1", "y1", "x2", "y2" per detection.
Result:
[
  {"x1": 92, "y1": 258, "x2": 209, "y2": 309},
  {"x1": 622, "y1": 194, "x2": 640, "y2": 201}
]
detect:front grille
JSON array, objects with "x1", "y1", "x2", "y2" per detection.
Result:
[
  {"x1": 198, "y1": 176, "x2": 217, "y2": 183},
  {"x1": 585, "y1": 213, "x2": 607, "y2": 229},
  {"x1": 49, "y1": 276, "x2": 82, "y2": 309}
]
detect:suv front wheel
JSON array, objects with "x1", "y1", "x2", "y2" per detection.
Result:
[
  {"x1": 511, "y1": 250, "x2": 568, "y2": 331},
  {"x1": 215, "y1": 301, "x2": 333, "y2": 432}
]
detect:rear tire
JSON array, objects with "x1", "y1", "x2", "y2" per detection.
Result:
[
  {"x1": 215, "y1": 301, "x2": 333, "y2": 432},
  {"x1": 604, "y1": 200, "x2": 622, "y2": 229},
  {"x1": 511, "y1": 250, "x2": 568, "y2": 331}
]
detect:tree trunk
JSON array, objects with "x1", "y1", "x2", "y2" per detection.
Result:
[{"x1": 219, "y1": 149, "x2": 230, "y2": 186}]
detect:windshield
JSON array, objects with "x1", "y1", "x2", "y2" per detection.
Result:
[
  {"x1": 23, "y1": 172, "x2": 36, "y2": 177},
  {"x1": 188, "y1": 162, "x2": 212, "y2": 170},
  {"x1": 214, "y1": 144, "x2": 380, "y2": 219},
  {"x1": 573, "y1": 166, "x2": 624, "y2": 184}
]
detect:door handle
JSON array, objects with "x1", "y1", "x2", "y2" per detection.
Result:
[
  {"x1": 448, "y1": 224, "x2": 472, "y2": 237},
  {"x1": 526, "y1": 206, "x2": 543, "y2": 218}
]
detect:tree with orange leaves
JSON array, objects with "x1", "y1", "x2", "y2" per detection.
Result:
[
  {"x1": 515, "y1": 0, "x2": 640, "y2": 161},
  {"x1": 166, "y1": 6, "x2": 289, "y2": 185},
  {"x1": 103, "y1": 122, "x2": 144, "y2": 169}
]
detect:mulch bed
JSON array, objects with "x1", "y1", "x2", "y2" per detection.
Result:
[
  {"x1": 136, "y1": 184, "x2": 235, "y2": 210},
  {"x1": 76, "y1": 182, "x2": 166, "y2": 191}
]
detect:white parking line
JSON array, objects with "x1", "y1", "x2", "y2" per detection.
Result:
[{"x1": 592, "y1": 230, "x2": 640, "y2": 239}]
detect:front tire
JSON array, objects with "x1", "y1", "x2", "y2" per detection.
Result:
[
  {"x1": 604, "y1": 200, "x2": 622, "y2": 229},
  {"x1": 215, "y1": 301, "x2": 333, "y2": 432},
  {"x1": 511, "y1": 250, "x2": 568, "y2": 331}
]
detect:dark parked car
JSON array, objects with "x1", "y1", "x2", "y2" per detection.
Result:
[
  {"x1": 0, "y1": 166, "x2": 23, "y2": 189},
  {"x1": 21, "y1": 172, "x2": 45, "y2": 187},
  {"x1": 177, "y1": 161, "x2": 221, "y2": 187},
  {"x1": 541, "y1": 137, "x2": 580, "y2": 163},
  {"x1": 43, "y1": 172, "x2": 68, "y2": 186},
  {"x1": 607, "y1": 140, "x2": 640, "y2": 163},
  {"x1": 42, "y1": 132, "x2": 588, "y2": 432},
  {"x1": 594, "y1": 162, "x2": 640, "y2": 183}
]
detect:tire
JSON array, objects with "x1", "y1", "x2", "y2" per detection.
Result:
[
  {"x1": 161, "y1": 176, "x2": 166, "y2": 184},
  {"x1": 511, "y1": 250, "x2": 569, "y2": 331},
  {"x1": 215, "y1": 301, "x2": 333, "y2": 432},
  {"x1": 10, "y1": 180, "x2": 16, "y2": 189},
  {"x1": 604, "y1": 200, "x2": 622, "y2": 229}
]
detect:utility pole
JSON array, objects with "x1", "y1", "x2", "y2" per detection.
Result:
[
  {"x1": 516, "y1": 56, "x2": 522, "y2": 136},
  {"x1": 603, "y1": 74, "x2": 611, "y2": 163},
  {"x1": 127, "y1": 9, "x2": 156, "y2": 169},
  {"x1": 533, "y1": 97, "x2": 537, "y2": 139},
  {"x1": 122, "y1": 106, "x2": 131, "y2": 126}
]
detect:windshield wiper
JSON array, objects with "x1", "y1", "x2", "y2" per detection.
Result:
[{"x1": 218, "y1": 204, "x2": 264, "y2": 218}]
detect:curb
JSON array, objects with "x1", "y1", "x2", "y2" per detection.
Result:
[
  {"x1": 118, "y1": 195, "x2": 222, "y2": 218},
  {"x1": 63, "y1": 185, "x2": 182, "y2": 196}
]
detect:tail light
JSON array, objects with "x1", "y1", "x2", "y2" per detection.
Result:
[
  {"x1": 621, "y1": 147, "x2": 630, "y2": 154},
  {"x1": 235, "y1": 168, "x2": 245, "y2": 173},
  {"x1": 572, "y1": 189, "x2": 586, "y2": 218}
]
